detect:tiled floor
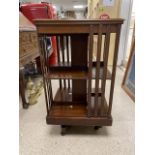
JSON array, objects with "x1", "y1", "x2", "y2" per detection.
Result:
[{"x1": 19, "y1": 68, "x2": 134, "y2": 155}]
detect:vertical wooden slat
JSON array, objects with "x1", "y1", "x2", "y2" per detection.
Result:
[
  {"x1": 69, "y1": 36, "x2": 72, "y2": 89},
  {"x1": 60, "y1": 36, "x2": 66, "y2": 89},
  {"x1": 87, "y1": 25, "x2": 94, "y2": 117},
  {"x1": 94, "y1": 24, "x2": 102, "y2": 117},
  {"x1": 56, "y1": 36, "x2": 60, "y2": 62},
  {"x1": 47, "y1": 79, "x2": 53, "y2": 108},
  {"x1": 43, "y1": 37, "x2": 53, "y2": 108},
  {"x1": 56, "y1": 36, "x2": 62, "y2": 89},
  {"x1": 69, "y1": 36, "x2": 72, "y2": 63},
  {"x1": 100, "y1": 26, "x2": 111, "y2": 116},
  {"x1": 60, "y1": 36, "x2": 64, "y2": 62},
  {"x1": 43, "y1": 37, "x2": 53, "y2": 107},
  {"x1": 42, "y1": 37, "x2": 47, "y2": 73},
  {"x1": 66, "y1": 36, "x2": 70, "y2": 63},
  {"x1": 63, "y1": 36, "x2": 66, "y2": 89},
  {"x1": 66, "y1": 36, "x2": 70, "y2": 89},
  {"x1": 108, "y1": 25, "x2": 121, "y2": 116},
  {"x1": 44, "y1": 37, "x2": 49, "y2": 72},
  {"x1": 46, "y1": 79, "x2": 53, "y2": 108},
  {"x1": 39, "y1": 36, "x2": 49, "y2": 114}
]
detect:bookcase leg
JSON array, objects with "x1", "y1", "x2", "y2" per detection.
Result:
[
  {"x1": 61, "y1": 125, "x2": 71, "y2": 135},
  {"x1": 61, "y1": 125, "x2": 67, "y2": 135},
  {"x1": 94, "y1": 126, "x2": 102, "y2": 130}
]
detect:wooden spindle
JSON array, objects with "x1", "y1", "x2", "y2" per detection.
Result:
[
  {"x1": 66, "y1": 36, "x2": 70, "y2": 89},
  {"x1": 69, "y1": 36, "x2": 72, "y2": 89},
  {"x1": 60, "y1": 36, "x2": 66, "y2": 89},
  {"x1": 43, "y1": 37, "x2": 53, "y2": 107},
  {"x1": 100, "y1": 26, "x2": 110, "y2": 116},
  {"x1": 87, "y1": 25, "x2": 94, "y2": 117},
  {"x1": 94, "y1": 24, "x2": 102, "y2": 117},
  {"x1": 108, "y1": 26, "x2": 121, "y2": 116},
  {"x1": 56, "y1": 36, "x2": 62, "y2": 89},
  {"x1": 39, "y1": 37, "x2": 49, "y2": 114}
]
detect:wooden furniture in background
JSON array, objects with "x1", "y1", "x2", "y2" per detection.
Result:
[
  {"x1": 19, "y1": 12, "x2": 39, "y2": 108},
  {"x1": 35, "y1": 19, "x2": 123, "y2": 134},
  {"x1": 64, "y1": 11, "x2": 76, "y2": 19}
]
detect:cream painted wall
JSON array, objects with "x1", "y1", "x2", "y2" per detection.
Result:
[
  {"x1": 101, "y1": 0, "x2": 121, "y2": 17},
  {"x1": 87, "y1": 0, "x2": 122, "y2": 65},
  {"x1": 88, "y1": 0, "x2": 121, "y2": 18}
]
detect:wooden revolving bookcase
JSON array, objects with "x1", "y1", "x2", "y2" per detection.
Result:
[{"x1": 35, "y1": 19, "x2": 123, "y2": 135}]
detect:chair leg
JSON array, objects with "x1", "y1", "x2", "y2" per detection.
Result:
[{"x1": 19, "y1": 67, "x2": 29, "y2": 109}]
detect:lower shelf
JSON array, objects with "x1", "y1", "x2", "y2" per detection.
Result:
[
  {"x1": 46, "y1": 88, "x2": 112, "y2": 126},
  {"x1": 49, "y1": 104, "x2": 87, "y2": 117}
]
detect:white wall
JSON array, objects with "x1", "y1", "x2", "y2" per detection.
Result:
[
  {"x1": 75, "y1": 11, "x2": 85, "y2": 19},
  {"x1": 118, "y1": 0, "x2": 133, "y2": 66}
]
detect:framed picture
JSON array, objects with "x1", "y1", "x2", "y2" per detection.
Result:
[{"x1": 122, "y1": 32, "x2": 135, "y2": 101}]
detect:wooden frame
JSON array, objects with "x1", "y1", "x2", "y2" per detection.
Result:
[
  {"x1": 122, "y1": 28, "x2": 135, "y2": 102},
  {"x1": 35, "y1": 19, "x2": 124, "y2": 134}
]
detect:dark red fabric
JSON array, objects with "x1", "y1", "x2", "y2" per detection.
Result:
[{"x1": 21, "y1": 3, "x2": 57, "y2": 65}]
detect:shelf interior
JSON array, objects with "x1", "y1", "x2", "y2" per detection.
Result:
[
  {"x1": 47, "y1": 62, "x2": 111, "y2": 79},
  {"x1": 49, "y1": 104, "x2": 87, "y2": 117},
  {"x1": 48, "y1": 88, "x2": 108, "y2": 118}
]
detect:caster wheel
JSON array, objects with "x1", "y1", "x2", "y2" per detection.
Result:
[
  {"x1": 94, "y1": 126, "x2": 101, "y2": 130},
  {"x1": 61, "y1": 125, "x2": 67, "y2": 136},
  {"x1": 61, "y1": 131, "x2": 65, "y2": 136}
]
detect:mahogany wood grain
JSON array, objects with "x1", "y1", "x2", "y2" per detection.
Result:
[
  {"x1": 35, "y1": 19, "x2": 124, "y2": 132},
  {"x1": 71, "y1": 34, "x2": 88, "y2": 102}
]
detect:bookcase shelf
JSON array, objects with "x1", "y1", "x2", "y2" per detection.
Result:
[
  {"x1": 47, "y1": 88, "x2": 109, "y2": 124},
  {"x1": 46, "y1": 70, "x2": 88, "y2": 79},
  {"x1": 47, "y1": 61, "x2": 112, "y2": 80}
]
